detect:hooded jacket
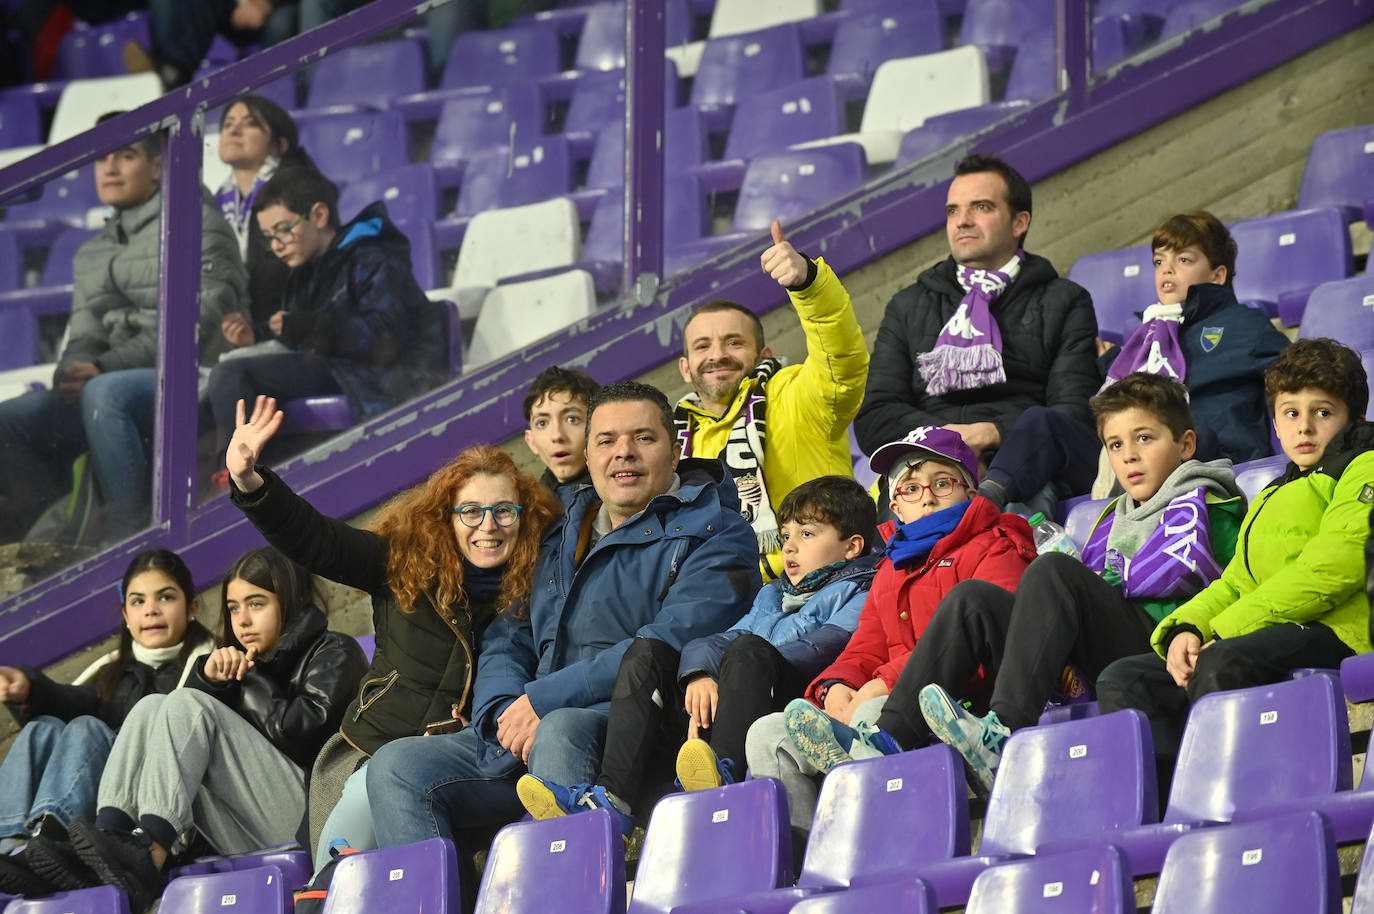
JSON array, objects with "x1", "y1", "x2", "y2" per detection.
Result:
[
  {"x1": 471, "y1": 458, "x2": 760, "y2": 774},
  {"x1": 276, "y1": 201, "x2": 446, "y2": 420},
  {"x1": 187, "y1": 604, "x2": 368, "y2": 771},
  {"x1": 855, "y1": 253, "x2": 1099, "y2": 454},
  {"x1": 806, "y1": 497, "x2": 1037, "y2": 700}
]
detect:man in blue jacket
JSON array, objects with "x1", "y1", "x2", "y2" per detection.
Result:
[{"x1": 367, "y1": 381, "x2": 758, "y2": 893}]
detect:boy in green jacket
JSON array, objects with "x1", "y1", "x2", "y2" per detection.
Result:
[{"x1": 1097, "y1": 337, "x2": 1374, "y2": 783}]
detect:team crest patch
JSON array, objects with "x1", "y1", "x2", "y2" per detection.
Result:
[
  {"x1": 1360, "y1": 484, "x2": 1374, "y2": 505},
  {"x1": 1199, "y1": 327, "x2": 1223, "y2": 352}
]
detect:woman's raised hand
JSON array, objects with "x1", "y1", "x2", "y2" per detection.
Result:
[{"x1": 226, "y1": 396, "x2": 284, "y2": 494}]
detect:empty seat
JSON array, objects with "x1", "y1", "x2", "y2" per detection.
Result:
[
  {"x1": 49, "y1": 73, "x2": 163, "y2": 145},
  {"x1": 828, "y1": 4, "x2": 945, "y2": 81},
  {"x1": 6, "y1": 885, "x2": 130, "y2": 913},
  {"x1": 475, "y1": 808, "x2": 625, "y2": 914},
  {"x1": 958, "y1": 0, "x2": 1056, "y2": 72},
  {"x1": 708, "y1": 0, "x2": 822, "y2": 39},
  {"x1": 585, "y1": 106, "x2": 707, "y2": 190},
  {"x1": 626, "y1": 777, "x2": 792, "y2": 914},
  {"x1": 1092, "y1": 13, "x2": 1131, "y2": 69},
  {"x1": 439, "y1": 24, "x2": 562, "y2": 90},
  {"x1": 790, "y1": 880, "x2": 936, "y2": 913},
  {"x1": 689, "y1": 24, "x2": 807, "y2": 111},
  {"x1": 304, "y1": 39, "x2": 428, "y2": 112},
  {"x1": 53, "y1": 13, "x2": 152, "y2": 80},
  {"x1": 1299, "y1": 125, "x2": 1374, "y2": 223},
  {"x1": 582, "y1": 177, "x2": 706, "y2": 289},
  {"x1": 338, "y1": 163, "x2": 440, "y2": 226},
  {"x1": 1161, "y1": 0, "x2": 1247, "y2": 40},
  {"x1": 0, "y1": 226, "x2": 102, "y2": 320},
  {"x1": 1153, "y1": 811, "x2": 1340, "y2": 914},
  {"x1": 1067, "y1": 245, "x2": 1156, "y2": 343},
  {"x1": 965, "y1": 845, "x2": 1134, "y2": 914},
  {"x1": 0, "y1": 307, "x2": 40, "y2": 369},
  {"x1": 894, "y1": 101, "x2": 1031, "y2": 168},
  {"x1": 1230, "y1": 207, "x2": 1352, "y2": 326},
  {"x1": 320, "y1": 838, "x2": 462, "y2": 913},
  {"x1": 297, "y1": 111, "x2": 410, "y2": 184},
  {"x1": 0, "y1": 94, "x2": 42, "y2": 150},
  {"x1": 1232, "y1": 454, "x2": 1288, "y2": 503},
  {"x1": 574, "y1": 1, "x2": 694, "y2": 71},
  {"x1": 1003, "y1": 35, "x2": 1056, "y2": 101},
  {"x1": 453, "y1": 136, "x2": 572, "y2": 219},
  {"x1": 3, "y1": 168, "x2": 104, "y2": 233},
  {"x1": 442, "y1": 197, "x2": 582, "y2": 319},
  {"x1": 1299, "y1": 274, "x2": 1374, "y2": 347},
  {"x1": 431, "y1": 84, "x2": 545, "y2": 176},
  {"x1": 391, "y1": 217, "x2": 441, "y2": 290},
  {"x1": 563, "y1": 62, "x2": 681, "y2": 149},
  {"x1": 467, "y1": 269, "x2": 596, "y2": 368},
  {"x1": 722, "y1": 76, "x2": 846, "y2": 163},
  {"x1": 160, "y1": 865, "x2": 292, "y2": 913}
]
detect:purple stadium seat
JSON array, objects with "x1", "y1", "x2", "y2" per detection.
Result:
[
  {"x1": 1297, "y1": 274, "x2": 1374, "y2": 348},
  {"x1": 160, "y1": 865, "x2": 292, "y2": 913},
  {"x1": 304, "y1": 39, "x2": 428, "y2": 113},
  {"x1": 1232, "y1": 454, "x2": 1287, "y2": 504},
  {"x1": 958, "y1": 0, "x2": 1056, "y2": 73},
  {"x1": 965, "y1": 845, "x2": 1134, "y2": 914},
  {"x1": 0, "y1": 227, "x2": 18, "y2": 292},
  {"x1": 1037, "y1": 701, "x2": 1102, "y2": 726},
  {"x1": 722, "y1": 76, "x2": 846, "y2": 163},
  {"x1": 626, "y1": 777, "x2": 792, "y2": 914},
  {"x1": 338, "y1": 164, "x2": 440, "y2": 225},
  {"x1": 3, "y1": 168, "x2": 103, "y2": 234},
  {"x1": 1230, "y1": 207, "x2": 1352, "y2": 326},
  {"x1": 439, "y1": 24, "x2": 561, "y2": 90},
  {"x1": 167, "y1": 846, "x2": 312, "y2": 891},
  {"x1": 574, "y1": 0, "x2": 694, "y2": 71},
  {"x1": 1062, "y1": 496, "x2": 1109, "y2": 551},
  {"x1": 789, "y1": 880, "x2": 936, "y2": 914},
  {"x1": 1096, "y1": 0, "x2": 1190, "y2": 45},
  {"x1": 849, "y1": 424, "x2": 878, "y2": 490},
  {"x1": 1004, "y1": 35, "x2": 1056, "y2": 101},
  {"x1": 431, "y1": 84, "x2": 545, "y2": 177},
  {"x1": 1351, "y1": 818, "x2": 1374, "y2": 914},
  {"x1": 453, "y1": 136, "x2": 572, "y2": 219},
  {"x1": 893, "y1": 100, "x2": 1031, "y2": 169},
  {"x1": 297, "y1": 111, "x2": 409, "y2": 183},
  {"x1": 53, "y1": 13, "x2": 151, "y2": 80},
  {"x1": 1093, "y1": 14, "x2": 1130, "y2": 69},
  {"x1": 1299, "y1": 124, "x2": 1374, "y2": 224},
  {"x1": 1160, "y1": 0, "x2": 1246, "y2": 40},
  {"x1": 0, "y1": 307, "x2": 39, "y2": 369},
  {"x1": 1067, "y1": 244, "x2": 1156, "y2": 344},
  {"x1": 391, "y1": 217, "x2": 441, "y2": 290},
  {"x1": 0, "y1": 93, "x2": 41, "y2": 149},
  {"x1": 203, "y1": 73, "x2": 299, "y2": 121},
  {"x1": 475, "y1": 808, "x2": 626, "y2": 914},
  {"x1": 582, "y1": 176, "x2": 706, "y2": 289},
  {"x1": 689, "y1": 24, "x2": 807, "y2": 112},
  {"x1": 320, "y1": 838, "x2": 462, "y2": 913},
  {"x1": 5, "y1": 885, "x2": 130, "y2": 913},
  {"x1": 356, "y1": 633, "x2": 376, "y2": 662},
  {"x1": 1153, "y1": 811, "x2": 1340, "y2": 914},
  {"x1": 827, "y1": 5, "x2": 945, "y2": 82},
  {"x1": 0, "y1": 227, "x2": 100, "y2": 319},
  {"x1": 1342, "y1": 652, "x2": 1374, "y2": 703},
  {"x1": 585, "y1": 106, "x2": 707, "y2": 190},
  {"x1": 562, "y1": 62, "x2": 681, "y2": 153},
  {"x1": 1043, "y1": 672, "x2": 1351, "y2": 876}
]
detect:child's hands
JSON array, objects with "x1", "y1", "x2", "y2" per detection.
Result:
[
  {"x1": 684, "y1": 675, "x2": 719, "y2": 738},
  {"x1": 822, "y1": 683, "x2": 857, "y2": 721},
  {"x1": 842, "y1": 678, "x2": 890, "y2": 724},
  {"x1": 0, "y1": 666, "x2": 31, "y2": 702},
  {"x1": 1166, "y1": 632, "x2": 1203, "y2": 687},
  {"x1": 204, "y1": 646, "x2": 257, "y2": 683}
]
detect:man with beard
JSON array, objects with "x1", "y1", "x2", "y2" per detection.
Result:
[{"x1": 675, "y1": 220, "x2": 869, "y2": 579}]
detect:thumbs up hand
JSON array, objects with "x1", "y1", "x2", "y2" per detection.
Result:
[{"x1": 760, "y1": 219, "x2": 808, "y2": 289}]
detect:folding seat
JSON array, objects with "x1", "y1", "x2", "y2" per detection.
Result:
[
  {"x1": 452, "y1": 135, "x2": 573, "y2": 220},
  {"x1": 789, "y1": 880, "x2": 936, "y2": 913},
  {"x1": 297, "y1": 111, "x2": 410, "y2": 184},
  {"x1": 0, "y1": 227, "x2": 101, "y2": 319},
  {"x1": 625, "y1": 777, "x2": 792, "y2": 914},
  {"x1": 438, "y1": 24, "x2": 562, "y2": 92},
  {"x1": 1153, "y1": 811, "x2": 1340, "y2": 914},
  {"x1": 965, "y1": 845, "x2": 1133, "y2": 914},
  {"x1": 1299, "y1": 274, "x2": 1374, "y2": 349},
  {"x1": 337, "y1": 163, "x2": 440, "y2": 226},
  {"x1": 159, "y1": 864, "x2": 292, "y2": 913},
  {"x1": 1003, "y1": 35, "x2": 1056, "y2": 102},
  {"x1": 1062, "y1": 496, "x2": 1110, "y2": 550},
  {"x1": 303, "y1": 39, "x2": 428, "y2": 113},
  {"x1": 48, "y1": 73, "x2": 163, "y2": 145},
  {"x1": 1299, "y1": 125, "x2": 1374, "y2": 224},
  {"x1": 53, "y1": 13, "x2": 151, "y2": 81},
  {"x1": 582, "y1": 176, "x2": 706, "y2": 290},
  {"x1": 827, "y1": 4, "x2": 945, "y2": 83},
  {"x1": 707, "y1": 0, "x2": 822, "y2": 39},
  {"x1": 893, "y1": 100, "x2": 1030, "y2": 168},
  {"x1": 1161, "y1": 0, "x2": 1247, "y2": 40},
  {"x1": 1066, "y1": 245, "x2": 1155, "y2": 344},
  {"x1": 585, "y1": 106, "x2": 707, "y2": 190},
  {"x1": 1092, "y1": 14, "x2": 1130, "y2": 69},
  {"x1": 1230, "y1": 207, "x2": 1352, "y2": 326},
  {"x1": 475, "y1": 807, "x2": 625, "y2": 914},
  {"x1": 1232, "y1": 455, "x2": 1288, "y2": 504},
  {"x1": 166, "y1": 845, "x2": 313, "y2": 891},
  {"x1": 958, "y1": 0, "x2": 1056, "y2": 74},
  {"x1": 6, "y1": 885, "x2": 130, "y2": 913},
  {"x1": 0, "y1": 228, "x2": 20, "y2": 293},
  {"x1": 1095, "y1": 0, "x2": 1190, "y2": 47},
  {"x1": 562, "y1": 61, "x2": 681, "y2": 155},
  {"x1": 0, "y1": 307, "x2": 39, "y2": 370},
  {"x1": 3, "y1": 168, "x2": 104, "y2": 235},
  {"x1": 574, "y1": 0, "x2": 694, "y2": 71},
  {"x1": 1041, "y1": 672, "x2": 1352, "y2": 876},
  {"x1": 0, "y1": 94, "x2": 42, "y2": 149},
  {"x1": 720, "y1": 76, "x2": 847, "y2": 164},
  {"x1": 1037, "y1": 702, "x2": 1101, "y2": 726},
  {"x1": 430, "y1": 84, "x2": 545, "y2": 178},
  {"x1": 688, "y1": 25, "x2": 807, "y2": 114},
  {"x1": 320, "y1": 837, "x2": 462, "y2": 913},
  {"x1": 466, "y1": 269, "x2": 596, "y2": 369},
  {"x1": 391, "y1": 217, "x2": 441, "y2": 290}
]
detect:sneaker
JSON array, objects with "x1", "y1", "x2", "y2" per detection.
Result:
[
  {"x1": 783, "y1": 699, "x2": 900, "y2": 773},
  {"x1": 27, "y1": 830, "x2": 100, "y2": 892},
  {"x1": 70, "y1": 818, "x2": 166, "y2": 913},
  {"x1": 0, "y1": 851, "x2": 55, "y2": 897},
  {"x1": 918, "y1": 684, "x2": 1010, "y2": 795},
  {"x1": 515, "y1": 775, "x2": 634, "y2": 839},
  {"x1": 675, "y1": 739, "x2": 737, "y2": 792}
]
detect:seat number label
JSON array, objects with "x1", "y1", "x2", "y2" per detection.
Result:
[
  {"x1": 550, "y1": 840, "x2": 566, "y2": 854},
  {"x1": 1242, "y1": 849, "x2": 1263, "y2": 865},
  {"x1": 389, "y1": 868, "x2": 405, "y2": 881},
  {"x1": 220, "y1": 896, "x2": 237, "y2": 906},
  {"x1": 1043, "y1": 882, "x2": 1063, "y2": 897},
  {"x1": 1260, "y1": 710, "x2": 1278, "y2": 725},
  {"x1": 712, "y1": 810, "x2": 729, "y2": 823},
  {"x1": 886, "y1": 778, "x2": 903, "y2": 792},
  {"x1": 1069, "y1": 744, "x2": 1087, "y2": 759}
]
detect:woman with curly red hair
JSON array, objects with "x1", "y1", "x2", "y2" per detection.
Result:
[{"x1": 224, "y1": 395, "x2": 560, "y2": 869}]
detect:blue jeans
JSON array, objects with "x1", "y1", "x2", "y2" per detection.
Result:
[
  {"x1": 0, "y1": 716, "x2": 117, "y2": 837},
  {"x1": 81, "y1": 368, "x2": 155, "y2": 540},
  {"x1": 313, "y1": 764, "x2": 377, "y2": 871}
]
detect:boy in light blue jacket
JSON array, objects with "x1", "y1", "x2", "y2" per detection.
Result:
[{"x1": 517, "y1": 476, "x2": 880, "y2": 833}]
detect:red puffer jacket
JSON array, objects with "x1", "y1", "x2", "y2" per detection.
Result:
[{"x1": 805, "y1": 496, "x2": 1036, "y2": 700}]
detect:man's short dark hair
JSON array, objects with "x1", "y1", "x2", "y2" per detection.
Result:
[
  {"x1": 96, "y1": 110, "x2": 163, "y2": 160},
  {"x1": 588, "y1": 381, "x2": 676, "y2": 439},
  {"x1": 1152, "y1": 211, "x2": 1237, "y2": 289},
  {"x1": 1264, "y1": 338, "x2": 1368, "y2": 419},
  {"x1": 523, "y1": 366, "x2": 602, "y2": 422},
  {"x1": 1091, "y1": 372, "x2": 1195, "y2": 442},
  {"x1": 683, "y1": 300, "x2": 766, "y2": 354},
  {"x1": 954, "y1": 153, "x2": 1032, "y2": 246},
  {"x1": 778, "y1": 476, "x2": 879, "y2": 555},
  {"x1": 252, "y1": 166, "x2": 341, "y2": 230}
]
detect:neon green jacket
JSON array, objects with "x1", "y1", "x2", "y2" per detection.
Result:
[{"x1": 676, "y1": 257, "x2": 868, "y2": 578}]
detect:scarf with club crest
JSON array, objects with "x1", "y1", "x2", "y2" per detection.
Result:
[{"x1": 917, "y1": 251, "x2": 1023, "y2": 396}]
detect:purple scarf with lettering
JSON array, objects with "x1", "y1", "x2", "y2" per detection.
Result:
[
  {"x1": 917, "y1": 252, "x2": 1022, "y2": 396},
  {"x1": 1101, "y1": 303, "x2": 1187, "y2": 392},
  {"x1": 1082, "y1": 484, "x2": 1223, "y2": 599}
]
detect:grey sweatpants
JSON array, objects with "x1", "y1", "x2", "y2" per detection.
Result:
[
  {"x1": 96, "y1": 690, "x2": 305, "y2": 855},
  {"x1": 745, "y1": 695, "x2": 888, "y2": 834}
]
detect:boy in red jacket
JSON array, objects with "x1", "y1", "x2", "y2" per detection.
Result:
[{"x1": 745, "y1": 426, "x2": 1035, "y2": 838}]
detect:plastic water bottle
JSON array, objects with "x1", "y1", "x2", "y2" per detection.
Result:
[{"x1": 1028, "y1": 512, "x2": 1080, "y2": 558}]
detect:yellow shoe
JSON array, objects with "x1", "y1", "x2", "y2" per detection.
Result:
[
  {"x1": 516, "y1": 773, "x2": 568, "y2": 821},
  {"x1": 676, "y1": 738, "x2": 733, "y2": 792}
]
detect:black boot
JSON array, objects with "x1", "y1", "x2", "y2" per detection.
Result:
[{"x1": 70, "y1": 818, "x2": 166, "y2": 913}]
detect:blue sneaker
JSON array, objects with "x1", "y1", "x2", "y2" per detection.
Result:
[
  {"x1": 783, "y1": 698, "x2": 901, "y2": 774},
  {"x1": 675, "y1": 739, "x2": 737, "y2": 792},
  {"x1": 918, "y1": 683, "x2": 1010, "y2": 796},
  {"x1": 515, "y1": 775, "x2": 634, "y2": 838}
]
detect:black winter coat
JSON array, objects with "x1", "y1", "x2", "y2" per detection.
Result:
[
  {"x1": 855, "y1": 253, "x2": 1099, "y2": 454},
  {"x1": 232, "y1": 467, "x2": 499, "y2": 757},
  {"x1": 186, "y1": 604, "x2": 367, "y2": 771}
]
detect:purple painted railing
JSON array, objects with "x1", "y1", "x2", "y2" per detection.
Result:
[{"x1": 0, "y1": 0, "x2": 1369, "y2": 666}]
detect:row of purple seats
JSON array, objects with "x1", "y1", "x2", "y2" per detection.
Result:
[
  {"x1": 1298, "y1": 273, "x2": 1374, "y2": 350},
  {"x1": 1299, "y1": 123, "x2": 1374, "y2": 228}
]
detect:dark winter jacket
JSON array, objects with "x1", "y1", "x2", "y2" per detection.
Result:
[
  {"x1": 187, "y1": 604, "x2": 367, "y2": 771},
  {"x1": 232, "y1": 467, "x2": 498, "y2": 757},
  {"x1": 855, "y1": 253, "x2": 1099, "y2": 454},
  {"x1": 277, "y1": 201, "x2": 446, "y2": 420},
  {"x1": 471, "y1": 458, "x2": 760, "y2": 775},
  {"x1": 541, "y1": 466, "x2": 592, "y2": 509}
]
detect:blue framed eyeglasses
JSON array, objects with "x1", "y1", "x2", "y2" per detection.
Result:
[{"x1": 452, "y1": 503, "x2": 522, "y2": 527}]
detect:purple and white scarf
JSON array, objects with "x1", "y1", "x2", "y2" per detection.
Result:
[
  {"x1": 917, "y1": 252, "x2": 1022, "y2": 396},
  {"x1": 215, "y1": 156, "x2": 279, "y2": 259},
  {"x1": 1082, "y1": 484, "x2": 1224, "y2": 600},
  {"x1": 1100, "y1": 303, "x2": 1187, "y2": 392}
]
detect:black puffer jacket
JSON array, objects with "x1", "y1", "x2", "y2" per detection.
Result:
[
  {"x1": 231, "y1": 467, "x2": 499, "y2": 757},
  {"x1": 187, "y1": 604, "x2": 366, "y2": 771},
  {"x1": 855, "y1": 253, "x2": 1099, "y2": 454}
]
